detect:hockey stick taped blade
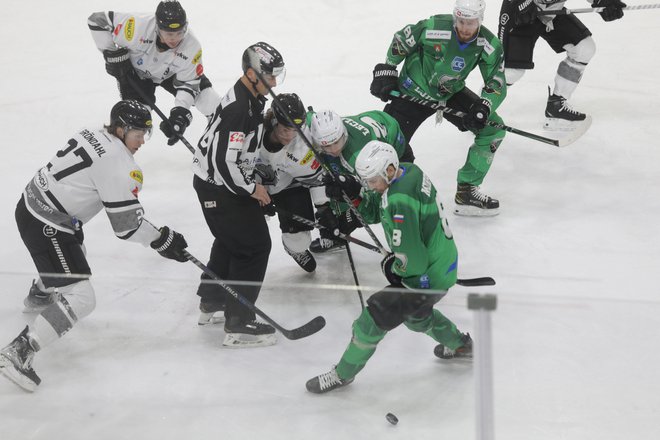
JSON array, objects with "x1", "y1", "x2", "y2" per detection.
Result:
[
  {"x1": 282, "y1": 316, "x2": 326, "y2": 340},
  {"x1": 456, "y1": 277, "x2": 496, "y2": 287},
  {"x1": 555, "y1": 116, "x2": 592, "y2": 147}
]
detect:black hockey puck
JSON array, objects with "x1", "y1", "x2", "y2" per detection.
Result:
[{"x1": 386, "y1": 412, "x2": 398, "y2": 425}]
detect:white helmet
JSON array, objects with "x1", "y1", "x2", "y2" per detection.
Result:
[
  {"x1": 310, "y1": 110, "x2": 347, "y2": 150},
  {"x1": 453, "y1": 0, "x2": 486, "y2": 24},
  {"x1": 355, "y1": 140, "x2": 400, "y2": 185}
]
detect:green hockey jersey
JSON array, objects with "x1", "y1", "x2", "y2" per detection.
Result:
[
  {"x1": 358, "y1": 163, "x2": 458, "y2": 291},
  {"x1": 385, "y1": 14, "x2": 506, "y2": 110}
]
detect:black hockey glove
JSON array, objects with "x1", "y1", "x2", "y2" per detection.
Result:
[
  {"x1": 150, "y1": 226, "x2": 188, "y2": 262},
  {"x1": 103, "y1": 47, "x2": 133, "y2": 79},
  {"x1": 380, "y1": 253, "x2": 403, "y2": 286},
  {"x1": 323, "y1": 173, "x2": 362, "y2": 201},
  {"x1": 515, "y1": 0, "x2": 537, "y2": 25},
  {"x1": 254, "y1": 163, "x2": 278, "y2": 186},
  {"x1": 317, "y1": 206, "x2": 360, "y2": 236},
  {"x1": 593, "y1": 0, "x2": 626, "y2": 22},
  {"x1": 262, "y1": 202, "x2": 277, "y2": 217},
  {"x1": 462, "y1": 99, "x2": 491, "y2": 132},
  {"x1": 160, "y1": 106, "x2": 192, "y2": 146},
  {"x1": 370, "y1": 63, "x2": 399, "y2": 102}
]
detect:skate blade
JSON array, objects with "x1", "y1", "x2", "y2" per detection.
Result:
[
  {"x1": 222, "y1": 333, "x2": 277, "y2": 348},
  {"x1": 454, "y1": 205, "x2": 500, "y2": 217},
  {"x1": 543, "y1": 115, "x2": 592, "y2": 132},
  {"x1": 0, "y1": 356, "x2": 38, "y2": 392},
  {"x1": 198, "y1": 312, "x2": 226, "y2": 326}
]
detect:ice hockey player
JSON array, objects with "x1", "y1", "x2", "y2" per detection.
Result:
[
  {"x1": 498, "y1": 0, "x2": 625, "y2": 130},
  {"x1": 308, "y1": 109, "x2": 410, "y2": 252},
  {"x1": 370, "y1": 0, "x2": 507, "y2": 216},
  {"x1": 191, "y1": 42, "x2": 285, "y2": 347},
  {"x1": 257, "y1": 93, "x2": 327, "y2": 273},
  {"x1": 88, "y1": 0, "x2": 221, "y2": 146},
  {"x1": 0, "y1": 100, "x2": 189, "y2": 392},
  {"x1": 306, "y1": 140, "x2": 472, "y2": 394}
]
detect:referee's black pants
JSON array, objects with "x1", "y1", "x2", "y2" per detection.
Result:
[{"x1": 193, "y1": 176, "x2": 271, "y2": 323}]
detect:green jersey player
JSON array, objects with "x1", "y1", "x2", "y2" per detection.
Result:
[
  {"x1": 370, "y1": 0, "x2": 507, "y2": 216},
  {"x1": 307, "y1": 141, "x2": 472, "y2": 394}
]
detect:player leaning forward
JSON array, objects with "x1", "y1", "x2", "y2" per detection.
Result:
[
  {"x1": 371, "y1": 0, "x2": 506, "y2": 216},
  {"x1": 0, "y1": 101, "x2": 189, "y2": 392},
  {"x1": 306, "y1": 141, "x2": 472, "y2": 394}
]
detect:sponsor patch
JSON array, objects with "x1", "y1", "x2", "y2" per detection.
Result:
[
  {"x1": 425, "y1": 30, "x2": 451, "y2": 40},
  {"x1": 451, "y1": 56, "x2": 465, "y2": 72},
  {"x1": 129, "y1": 170, "x2": 143, "y2": 184},
  {"x1": 192, "y1": 49, "x2": 202, "y2": 64},
  {"x1": 393, "y1": 214, "x2": 405, "y2": 224},
  {"x1": 131, "y1": 186, "x2": 139, "y2": 197},
  {"x1": 402, "y1": 77, "x2": 413, "y2": 89},
  {"x1": 196, "y1": 63, "x2": 204, "y2": 76},
  {"x1": 113, "y1": 24, "x2": 122, "y2": 36},
  {"x1": 125, "y1": 17, "x2": 135, "y2": 41},
  {"x1": 419, "y1": 274, "x2": 430, "y2": 289},
  {"x1": 42, "y1": 225, "x2": 57, "y2": 237},
  {"x1": 204, "y1": 201, "x2": 217, "y2": 208},
  {"x1": 35, "y1": 168, "x2": 49, "y2": 190},
  {"x1": 228, "y1": 131, "x2": 245, "y2": 144},
  {"x1": 310, "y1": 159, "x2": 320, "y2": 170},
  {"x1": 300, "y1": 150, "x2": 315, "y2": 165}
]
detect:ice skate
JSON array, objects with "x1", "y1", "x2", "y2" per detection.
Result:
[
  {"x1": 434, "y1": 333, "x2": 473, "y2": 359},
  {"x1": 222, "y1": 317, "x2": 276, "y2": 348},
  {"x1": 454, "y1": 183, "x2": 499, "y2": 217},
  {"x1": 0, "y1": 326, "x2": 41, "y2": 392},
  {"x1": 284, "y1": 244, "x2": 317, "y2": 273},
  {"x1": 198, "y1": 300, "x2": 226, "y2": 325},
  {"x1": 306, "y1": 366, "x2": 354, "y2": 394},
  {"x1": 544, "y1": 88, "x2": 592, "y2": 132},
  {"x1": 309, "y1": 237, "x2": 345, "y2": 254},
  {"x1": 22, "y1": 280, "x2": 57, "y2": 314}
]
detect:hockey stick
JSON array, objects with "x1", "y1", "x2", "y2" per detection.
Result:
[
  {"x1": 184, "y1": 250, "x2": 326, "y2": 340},
  {"x1": 254, "y1": 71, "x2": 389, "y2": 255},
  {"x1": 125, "y1": 76, "x2": 196, "y2": 154},
  {"x1": 390, "y1": 91, "x2": 587, "y2": 147},
  {"x1": 537, "y1": 3, "x2": 660, "y2": 15},
  {"x1": 344, "y1": 242, "x2": 366, "y2": 310}
]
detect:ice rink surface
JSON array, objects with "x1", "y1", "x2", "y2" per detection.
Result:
[{"x1": 1, "y1": 1, "x2": 659, "y2": 439}]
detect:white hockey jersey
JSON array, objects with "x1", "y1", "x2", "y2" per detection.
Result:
[
  {"x1": 88, "y1": 11, "x2": 205, "y2": 109},
  {"x1": 22, "y1": 127, "x2": 160, "y2": 246}
]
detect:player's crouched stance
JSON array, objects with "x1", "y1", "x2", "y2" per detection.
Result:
[
  {"x1": 306, "y1": 141, "x2": 472, "y2": 394},
  {"x1": 0, "y1": 100, "x2": 188, "y2": 392}
]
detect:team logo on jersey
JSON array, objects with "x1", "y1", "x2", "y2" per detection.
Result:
[
  {"x1": 393, "y1": 214, "x2": 405, "y2": 224},
  {"x1": 300, "y1": 150, "x2": 315, "y2": 165},
  {"x1": 129, "y1": 170, "x2": 143, "y2": 184},
  {"x1": 125, "y1": 18, "x2": 135, "y2": 41},
  {"x1": 451, "y1": 56, "x2": 465, "y2": 72},
  {"x1": 192, "y1": 50, "x2": 202, "y2": 65},
  {"x1": 42, "y1": 225, "x2": 57, "y2": 238}
]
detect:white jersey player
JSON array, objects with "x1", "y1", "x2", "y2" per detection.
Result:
[
  {"x1": 256, "y1": 94, "x2": 327, "y2": 272},
  {"x1": 0, "y1": 100, "x2": 189, "y2": 392},
  {"x1": 88, "y1": 0, "x2": 221, "y2": 145}
]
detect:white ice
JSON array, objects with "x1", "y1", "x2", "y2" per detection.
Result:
[{"x1": 1, "y1": 1, "x2": 659, "y2": 439}]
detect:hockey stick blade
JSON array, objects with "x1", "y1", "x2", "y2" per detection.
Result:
[
  {"x1": 281, "y1": 316, "x2": 326, "y2": 340},
  {"x1": 553, "y1": 116, "x2": 592, "y2": 148},
  {"x1": 456, "y1": 277, "x2": 496, "y2": 287}
]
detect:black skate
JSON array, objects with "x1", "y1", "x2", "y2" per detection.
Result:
[
  {"x1": 434, "y1": 333, "x2": 473, "y2": 359},
  {"x1": 544, "y1": 87, "x2": 591, "y2": 131},
  {"x1": 309, "y1": 237, "x2": 345, "y2": 254},
  {"x1": 454, "y1": 183, "x2": 499, "y2": 217},
  {"x1": 223, "y1": 317, "x2": 276, "y2": 348},
  {"x1": 198, "y1": 300, "x2": 226, "y2": 325},
  {"x1": 284, "y1": 244, "x2": 317, "y2": 273},
  {"x1": 0, "y1": 326, "x2": 41, "y2": 392},
  {"x1": 306, "y1": 366, "x2": 354, "y2": 394},
  {"x1": 22, "y1": 280, "x2": 57, "y2": 313}
]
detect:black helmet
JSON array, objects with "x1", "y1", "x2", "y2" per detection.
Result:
[
  {"x1": 156, "y1": 1, "x2": 187, "y2": 31},
  {"x1": 110, "y1": 100, "x2": 153, "y2": 133},
  {"x1": 242, "y1": 42, "x2": 285, "y2": 76},
  {"x1": 272, "y1": 93, "x2": 305, "y2": 128}
]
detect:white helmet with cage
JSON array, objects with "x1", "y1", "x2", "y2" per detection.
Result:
[
  {"x1": 453, "y1": 0, "x2": 486, "y2": 25},
  {"x1": 355, "y1": 140, "x2": 400, "y2": 185},
  {"x1": 310, "y1": 110, "x2": 347, "y2": 150}
]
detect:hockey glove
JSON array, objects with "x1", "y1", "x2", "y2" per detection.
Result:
[
  {"x1": 160, "y1": 106, "x2": 192, "y2": 146},
  {"x1": 254, "y1": 163, "x2": 278, "y2": 186},
  {"x1": 370, "y1": 63, "x2": 399, "y2": 102},
  {"x1": 462, "y1": 99, "x2": 491, "y2": 132},
  {"x1": 150, "y1": 226, "x2": 188, "y2": 262},
  {"x1": 262, "y1": 202, "x2": 277, "y2": 217},
  {"x1": 323, "y1": 173, "x2": 362, "y2": 201},
  {"x1": 515, "y1": 0, "x2": 537, "y2": 25},
  {"x1": 380, "y1": 253, "x2": 403, "y2": 286},
  {"x1": 593, "y1": 0, "x2": 626, "y2": 22},
  {"x1": 317, "y1": 206, "x2": 360, "y2": 236},
  {"x1": 103, "y1": 47, "x2": 133, "y2": 79}
]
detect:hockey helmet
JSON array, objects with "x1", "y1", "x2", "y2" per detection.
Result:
[
  {"x1": 272, "y1": 93, "x2": 306, "y2": 128},
  {"x1": 242, "y1": 42, "x2": 286, "y2": 83},
  {"x1": 453, "y1": 0, "x2": 486, "y2": 24},
  {"x1": 310, "y1": 110, "x2": 347, "y2": 152},
  {"x1": 355, "y1": 140, "x2": 400, "y2": 185},
  {"x1": 156, "y1": 0, "x2": 188, "y2": 32},
  {"x1": 110, "y1": 100, "x2": 153, "y2": 138}
]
